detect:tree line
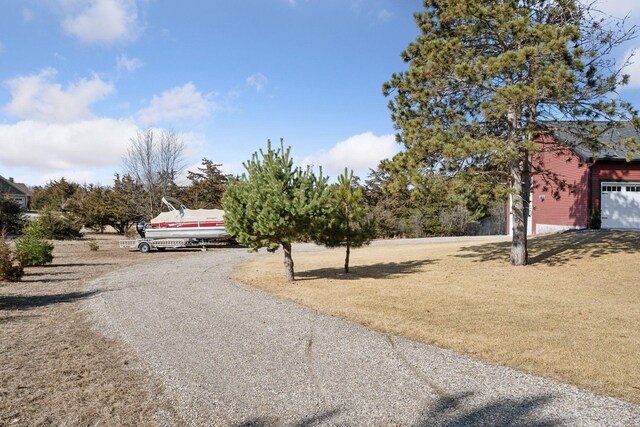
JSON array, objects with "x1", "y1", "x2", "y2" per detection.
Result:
[{"x1": 3, "y1": 0, "x2": 639, "y2": 273}]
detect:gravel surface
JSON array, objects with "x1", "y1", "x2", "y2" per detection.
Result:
[{"x1": 85, "y1": 245, "x2": 640, "y2": 426}]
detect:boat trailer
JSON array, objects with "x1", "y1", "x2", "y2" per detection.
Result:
[{"x1": 119, "y1": 238, "x2": 212, "y2": 253}]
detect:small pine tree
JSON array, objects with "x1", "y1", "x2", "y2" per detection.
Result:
[
  {"x1": 87, "y1": 239, "x2": 99, "y2": 251},
  {"x1": 223, "y1": 139, "x2": 330, "y2": 281},
  {"x1": 0, "y1": 196, "x2": 24, "y2": 235},
  {"x1": 0, "y1": 228, "x2": 23, "y2": 282},
  {"x1": 316, "y1": 169, "x2": 375, "y2": 273},
  {"x1": 15, "y1": 220, "x2": 54, "y2": 266},
  {"x1": 37, "y1": 210, "x2": 83, "y2": 240}
]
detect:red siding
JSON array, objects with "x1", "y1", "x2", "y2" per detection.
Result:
[{"x1": 531, "y1": 147, "x2": 589, "y2": 233}]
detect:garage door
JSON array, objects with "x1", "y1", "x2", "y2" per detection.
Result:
[{"x1": 601, "y1": 182, "x2": 640, "y2": 229}]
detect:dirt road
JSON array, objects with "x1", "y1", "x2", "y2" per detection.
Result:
[{"x1": 86, "y1": 245, "x2": 640, "y2": 426}]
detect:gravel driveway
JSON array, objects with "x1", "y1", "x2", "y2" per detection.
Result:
[{"x1": 85, "y1": 246, "x2": 640, "y2": 426}]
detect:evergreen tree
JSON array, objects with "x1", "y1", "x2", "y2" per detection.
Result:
[
  {"x1": 36, "y1": 210, "x2": 83, "y2": 240},
  {"x1": 223, "y1": 140, "x2": 329, "y2": 281},
  {"x1": 181, "y1": 159, "x2": 229, "y2": 209},
  {"x1": 30, "y1": 178, "x2": 81, "y2": 212},
  {"x1": 0, "y1": 194, "x2": 24, "y2": 235},
  {"x1": 15, "y1": 220, "x2": 54, "y2": 266},
  {"x1": 0, "y1": 228, "x2": 23, "y2": 281},
  {"x1": 384, "y1": 0, "x2": 639, "y2": 265},
  {"x1": 109, "y1": 174, "x2": 145, "y2": 234},
  {"x1": 70, "y1": 185, "x2": 112, "y2": 232},
  {"x1": 316, "y1": 169, "x2": 375, "y2": 273}
]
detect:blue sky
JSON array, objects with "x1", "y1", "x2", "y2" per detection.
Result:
[{"x1": 1, "y1": 0, "x2": 639, "y2": 187}]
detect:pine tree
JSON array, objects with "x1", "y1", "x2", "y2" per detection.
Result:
[
  {"x1": 222, "y1": 140, "x2": 330, "y2": 281},
  {"x1": 0, "y1": 194, "x2": 24, "y2": 235},
  {"x1": 316, "y1": 169, "x2": 375, "y2": 273},
  {"x1": 181, "y1": 159, "x2": 229, "y2": 209},
  {"x1": 384, "y1": 0, "x2": 639, "y2": 265},
  {"x1": 0, "y1": 228, "x2": 23, "y2": 282},
  {"x1": 109, "y1": 174, "x2": 146, "y2": 234},
  {"x1": 15, "y1": 220, "x2": 54, "y2": 267}
]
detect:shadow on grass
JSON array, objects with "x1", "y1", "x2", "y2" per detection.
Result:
[
  {"x1": 0, "y1": 290, "x2": 101, "y2": 311},
  {"x1": 234, "y1": 408, "x2": 341, "y2": 427},
  {"x1": 296, "y1": 259, "x2": 436, "y2": 281},
  {"x1": 417, "y1": 392, "x2": 560, "y2": 427},
  {"x1": 26, "y1": 271, "x2": 73, "y2": 277},
  {"x1": 231, "y1": 393, "x2": 559, "y2": 426},
  {"x1": 0, "y1": 314, "x2": 39, "y2": 324},
  {"x1": 42, "y1": 262, "x2": 115, "y2": 268},
  {"x1": 20, "y1": 277, "x2": 77, "y2": 283},
  {"x1": 456, "y1": 230, "x2": 640, "y2": 266}
]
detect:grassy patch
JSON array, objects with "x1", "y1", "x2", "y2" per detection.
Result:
[
  {"x1": 232, "y1": 231, "x2": 640, "y2": 404},
  {"x1": 0, "y1": 234, "x2": 186, "y2": 426}
]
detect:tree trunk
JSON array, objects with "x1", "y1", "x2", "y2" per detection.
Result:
[
  {"x1": 282, "y1": 242, "x2": 295, "y2": 281},
  {"x1": 510, "y1": 156, "x2": 530, "y2": 266},
  {"x1": 344, "y1": 243, "x2": 351, "y2": 273}
]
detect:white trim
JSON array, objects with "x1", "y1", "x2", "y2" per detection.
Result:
[{"x1": 536, "y1": 224, "x2": 584, "y2": 234}]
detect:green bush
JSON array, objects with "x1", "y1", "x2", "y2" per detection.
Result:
[
  {"x1": 87, "y1": 239, "x2": 99, "y2": 251},
  {"x1": 37, "y1": 210, "x2": 83, "y2": 240},
  {"x1": 590, "y1": 206, "x2": 601, "y2": 230},
  {"x1": 15, "y1": 221, "x2": 54, "y2": 266},
  {"x1": 0, "y1": 197, "x2": 24, "y2": 235},
  {"x1": 0, "y1": 229, "x2": 23, "y2": 282}
]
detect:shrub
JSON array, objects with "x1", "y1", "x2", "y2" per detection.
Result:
[
  {"x1": 0, "y1": 229, "x2": 23, "y2": 282},
  {"x1": 87, "y1": 239, "x2": 99, "y2": 251},
  {"x1": 37, "y1": 210, "x2": 83, "y2": 240},
  {"x1": 15, "y1": 221, "x2": 54, "y2": 266},
  {"x1": 590, "y1": 206, "x2": 601, "y2": 230},
  {"x1": 0, "y1": 197, "x2": 24, "y2": 235}
]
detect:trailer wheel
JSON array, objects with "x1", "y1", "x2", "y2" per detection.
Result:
[{"x1": 138, "y1": 242, "x2": 151, "y2": 253}]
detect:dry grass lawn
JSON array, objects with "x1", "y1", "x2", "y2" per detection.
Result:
[
  {"x1": 0, "y1": 234, "x2": 189, "y2": 426},
  {"x1": 233, "y1": 230, "x2": 640, "y2": 404}
]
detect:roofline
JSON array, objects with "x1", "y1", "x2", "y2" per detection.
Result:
[{"x1": 0, "y1": 175, "x2": 31, "y2": 196}]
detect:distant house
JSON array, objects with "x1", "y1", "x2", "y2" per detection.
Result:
[
  {"x1": 507, "y1": 122, "x2": 640, "y2": 235},
  {"x1": 0, "y1": 175, "x2": 32, "y2": 210}
]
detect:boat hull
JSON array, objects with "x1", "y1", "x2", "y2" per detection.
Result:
[{"x1": 144, "y1": 225, "x2": 230, "y2": 240}]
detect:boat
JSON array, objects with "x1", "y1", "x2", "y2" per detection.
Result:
[{"x1": 137, "y1": 196, "x2": 231, "y2": 240}]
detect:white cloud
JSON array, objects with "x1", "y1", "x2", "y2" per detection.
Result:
[
  {"x1": 137, "y1": 82, "x2": 217, "y2": 125},
  {"x1": 61, "y1": 0, "x2": 140, "y2": 44},
  {"x1": 621, "y1": 48, "x2": 640, "y2": 88},
  {"x1": 246, "y1": 73, "x2": 268, "y2": 93},
  {"x1": 117, "y1": 54, "x2": 144, "y2": 73},
  {"x1": 596, "y1": 1, "x2": 636, "y2": 18},
  {"x1": 39, "y1": 170, "x2": 98, "y2": 185},
  {"x1": 0, "y1": 120, "x2": 204, "y2": 185},
  {"x1": 3, "y1": 68, "x2": 114, "y2": 123},
  {"x1": 377, "y1": 9, "x2": 392, "y2": 22},
  {"x1": 302, "y1": 132, "x2": 399, "y2": 178},
  {"x1": 0, "y1": 119, "x2": 138, "y2": 173},
  {"x1": 23, "y1": 8, "x2": 34, "y2": 23}
]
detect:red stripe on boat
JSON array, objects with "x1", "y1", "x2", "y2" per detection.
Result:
[{"x1": 150, "y1": 222, "x2": 225, "y2": 229}]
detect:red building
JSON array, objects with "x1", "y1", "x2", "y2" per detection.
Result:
[{"x1": 507, "y1": 123, "x2": 640, "y2": 235}]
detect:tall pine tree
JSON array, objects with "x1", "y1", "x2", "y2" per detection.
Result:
[{"x1": 384, "y1": 0, "x2": 639, "y2": 265}]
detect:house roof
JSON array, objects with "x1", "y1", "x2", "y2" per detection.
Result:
[
  {"x1": 546, "y1": 121, "x2": 640, "y2": 162},
  {"x1": 0, "y1": 175, "x2": 32, "y2": 196}
]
